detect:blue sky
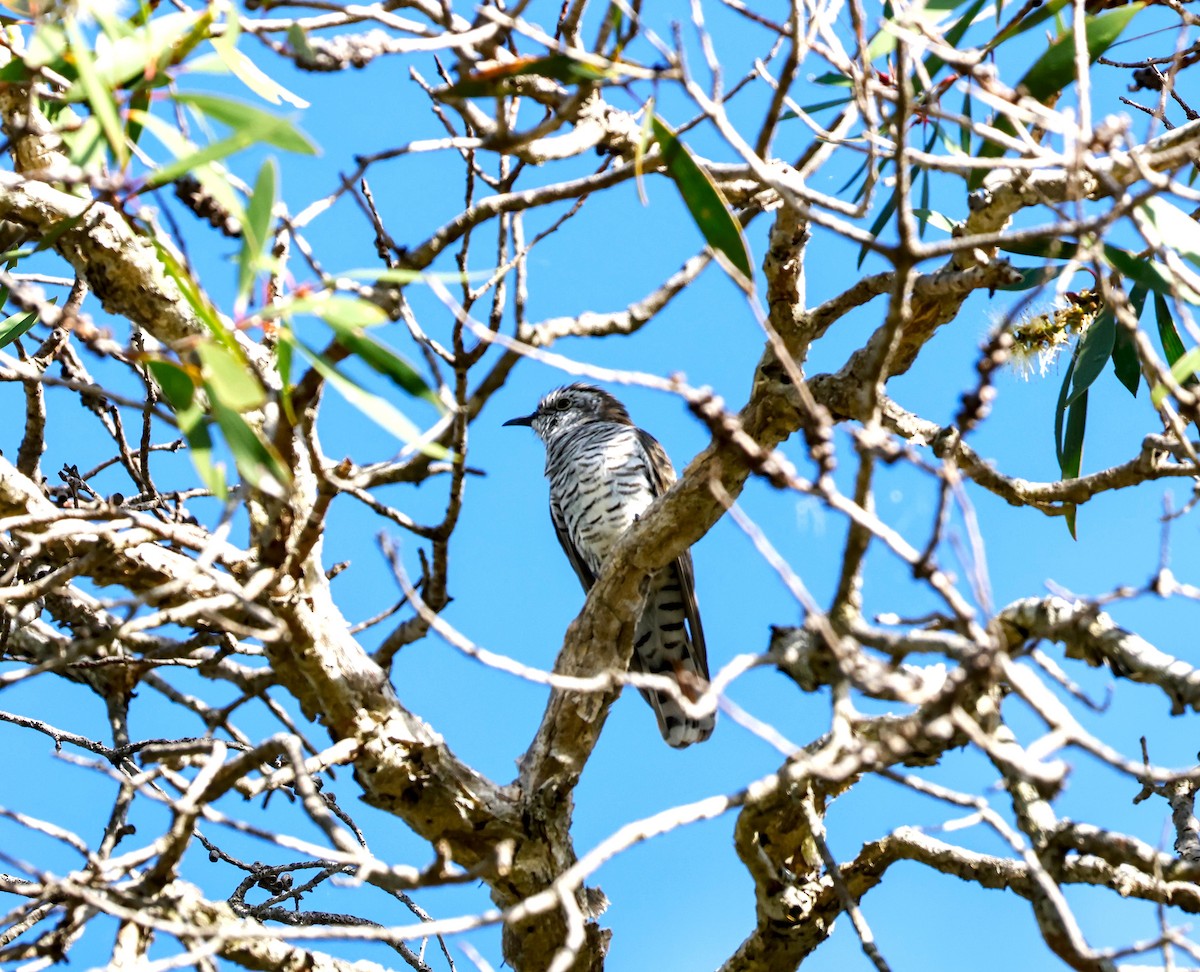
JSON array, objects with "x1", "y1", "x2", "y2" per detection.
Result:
[{"x1": 3, "y1": 1, "x2": 1200, "y2": 970}]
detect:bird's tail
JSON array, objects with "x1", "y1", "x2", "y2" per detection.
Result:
[{"x1": 632, "y1": 564, "x2": 715, "y2": 748}]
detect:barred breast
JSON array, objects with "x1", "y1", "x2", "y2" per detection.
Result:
[{"x1": 545, "y1": 423, "x2": 655, "y2": 573}]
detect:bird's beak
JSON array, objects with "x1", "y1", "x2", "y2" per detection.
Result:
[{"x1": 503, "y1": 412, "x2": 535, "y2": 427}]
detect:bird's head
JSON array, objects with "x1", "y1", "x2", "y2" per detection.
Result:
[{"x1": 503, "y1": 383, "x2": 632, "y2": 442}]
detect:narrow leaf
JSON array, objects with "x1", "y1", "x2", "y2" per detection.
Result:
[
  {"x1": 1054, "y1": 357, "x2": 1086, "y2": 538},
  {"x1": 173, "y1": 397, "x2": 225, "y2": 499},
  {"x1": 1019, "y1": 4, "x2": 1143, "y2": 102},
  {"x1": 288, "y1": 295, "x2": 388, "y2": 328},
  {"x1": 207, "y1": 395, "x2": 289, "y2": 495},
  {"x1": 64, "y1": 12, "x2": 200, "y2": 98},
  {"x1": 1065, "y1": 305, "x2": 1114, "y2": 406},
  {"x1": 236, "y1": 158, "x2": 276, "y2": 314},
  {"x1": 276, "y1": 331, "x2": 295, "y2": 425},
  {"x1": 1111, "y1": 286, "x2": 1147, "y2": 397},
  {"x1": 130, "y1": 108, "x2": 247, "y2": 227},
  {"x1": 1151, "y1": 347, "x2": 1200, "y2": 408},
  {"x1": 987, "y1": 0, "x2": 1070, "y2": 51},
  {"x1": 151, "y1": 237, "x2": 235, "y2": 347},
  {"x1": 285, "y1": 333, "x2": 448, "y2": 457},
  {"x1": 197, "y1": 341, "x2": 266, "y2": 413},
  {"x1": 925, "y1": 0, "x2": 988, "y2": 79},
  {"x1": 910, "y1": 209, "x2": 956, "y2": 235},
  {"x1": 997, "y1": 265, "x2": 1064, "y2": 291},
  {"x1": 146, "y1": 358, "x2": 196, "y2": 410},
  {"x1": 1155, "y1": 292, "x2": 1186, "y2": 364},
  {"x1": 142, "y1": 131, "x2": 261, "y2": 189},
  {"x1": 175, "y1": 93, "x2": 317, "y2": 154},
  {"x1": 0, "y1": 309, "x2": 39, "y2": 348},
  {"x1": 860, "y1": 192, "x2": 898, "y2": 267},
  {"x1": 209, "y1": 33, "x2": 309, "y2": 108},
  {"x1": 1105, "y1": 244, "x2": 1200, "y2": 304},
  {"x1": 1139, "y1": 196, "x2": 1200, "y2": 271},
  {"x1": 1112, "y1": 324, "x2": 1140, "y2": 396},
  {"x1": 1150, "y1": 295, "x2": 1198, "y2": 407},
  {"x1": 325, "y1": 324, "x2": 440, "y2": 406},
  {"x1": 1000, "y1": 238, "x2": 1082, "y2": 261},
  {"x1": 969, "y1": 4, "x2": 1143, "y2": 188},
  {"x1": 126, "y1": 85, "x2": 151, "y2": 148},
  {"x1": 64, "y1": 18, "x2": 128, "y2": 167},
  {"x1": 651, "y1": 117, "x2": 753, "y2": 292},
  {"x1": 1054, "y1": 352, "x2": 1076, "y2": 471}
]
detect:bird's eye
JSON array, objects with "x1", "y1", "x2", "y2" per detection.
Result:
[{"x1": 554, "y1": 398, "x2": 571, "y2": 411}]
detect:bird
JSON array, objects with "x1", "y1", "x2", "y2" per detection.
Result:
[{"x1": 504, "y1": 383, "x2": 714, "y2": 747}]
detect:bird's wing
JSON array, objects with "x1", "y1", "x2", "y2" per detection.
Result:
[
  {"x1": 550, "y1": 496, "x2": 597, "y2": 592},
  {"x1": 635, "y1": 428, "x2": 676, "y2": 495},
  {"x1": 634, "y1": 429, "x2": 709, "y2": 678}
]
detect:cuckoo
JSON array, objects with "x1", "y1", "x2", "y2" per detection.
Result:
[{"x1": 504, "y1": 383, "x2": 714, "y2": 747}]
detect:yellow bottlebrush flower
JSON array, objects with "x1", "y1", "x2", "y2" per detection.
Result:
[{"x1": 1006, "y1": 290, "x2": 1102, "y2": 380}]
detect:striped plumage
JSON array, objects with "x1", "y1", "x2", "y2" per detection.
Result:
[{"x1": 505, "y1": 384, "x2": 714, "y2": 747}]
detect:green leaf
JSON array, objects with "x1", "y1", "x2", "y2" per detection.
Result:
[
  {"x1": 197, "y1": 341, "x2": 265, "y2": 413},
  {"x1": 788, "y1": 95, "x2": 853, "y2": 115},
  {"x1": 276, "y1": 330, "x2": 295, "y2": 425},
  {"x1": 996, "y1": 265, "x2": 1064, "y2": 291},
  {"x1": 29, "y1": 210, "x2": 89, "y2": 257},
  {"x1": 837, "y1": 155, "x2": 869, "y2": 196},
  {"x1": 64, "y1": 17, "x2": 128, "y2": 168},
  {"x1": 207, "y1": 394, "x2": 289, "y2": 495},
  {"x1": 25, "y1": 23, "x2": 68, "y2": 72},
  {"x1": 337, "y1": 267, "x2": 479, "y2": 286},
  {"x1": 1054, "y1": 355, "x2": 1086, "y2": 537},
  {"x1": 969, "y1": 4, "x2": 1143, "y2": 189},
  {"x1": 986, "y1": 0, "x2": 1070, "y2": 53},
  {"x1": 1112, "y1": 324, "x2": 1140, "y2": 396},
  {"x1": 1065, "y1": 304, "x2": 1114, "y2": 407},
  {"x1": 323, "y1": 325, "x2": 439, "y2": 406},
  {"x1": 175, "y1": 93, "x2": 318, "y2": 154},
  {"x1": 1149, "y1": 293, "x2": 1199, "y2": 408},
  {"x1": 287, "y1": 23, "x2": 318, "y2": 65},
  {"x1": 1139, "y1": 196, "x2": 1200, "y2": 271},
  {"x1": 0, "y1": 309, "x2": 39, "y2": 348},
  {"x1": 265, "y1": 294, "x2": 438, "y2": 405},
  {"x1": 0, "y1": 59, "x2": 30, "y2": 83},
  {"x1": 650, "y1": 117, "x2": 753, "y2": 292},
  {"x1": 924, "y1": 0, "x2": 988, "y2": 80},
  {"x1": 868, "y1": 0, "x2": 973, "y2": 67},
  {"x1": 236, "y1": 158, "x2": 276, "y2": 314},
  {"x1": 999, "y1": 237, "x2": 1082, "y2": 261},
  {"x1": 146, "y1": 358, "x2": 196, "y2": 410},
  {"x1": 126, "y1": 85, "x2": 151, "y2": 148},
  {"x1": 1104, "y1": 244, "x2": 1200, "y2": 304},
  {"x1": 209, "y1": 31, "x2": 309, "y2": 108},
  {"x1": 910, "y1": 208, "x2": 956, "y2": 235},
  {"x1": 177, "y1": 399, "x2": 226, "y2": 499},
  {"x1": 1152, "y1": 347, "x2": 1200, "y2": 408},
  {"x1": 142, "y1": 131, "x2": 258, "y2": 189},
  {"x1": 1111, "y1": 285, "x2": 1147, "y2": 397},
  {"x1": 1155, "y1": 292, "x2": 1186, "y2": 364},
  {"x1": 811, "y1": 72, "x2": 854, "y2": 88},
  {"x1": 860, "y1": 192, "x2": 899, "y2": 267},
  {"x1": 283, "y1": 294, "x2": 388, "y2": 328},
  {"x1": 151, "y1": 237, "x2": 236, "y2": 348},
  {"x1": 284, "y1": 332, "x2": 448, "y2": 457},
  {"x1": 130, "y1": 108, "x2": 248, "y2": 227},
  {"x1": 61, "y1": 114, "x2": 105, "y2": 169},
  {"x1": 63, "y1": 12, "x2": 202, "y2": 98},
  {"x1": 1022, "y1": 4, "x2": 1143, "y2": 101},
  {"x1": 958, "y1": 90, "x2": 973, "y2": 155}
]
